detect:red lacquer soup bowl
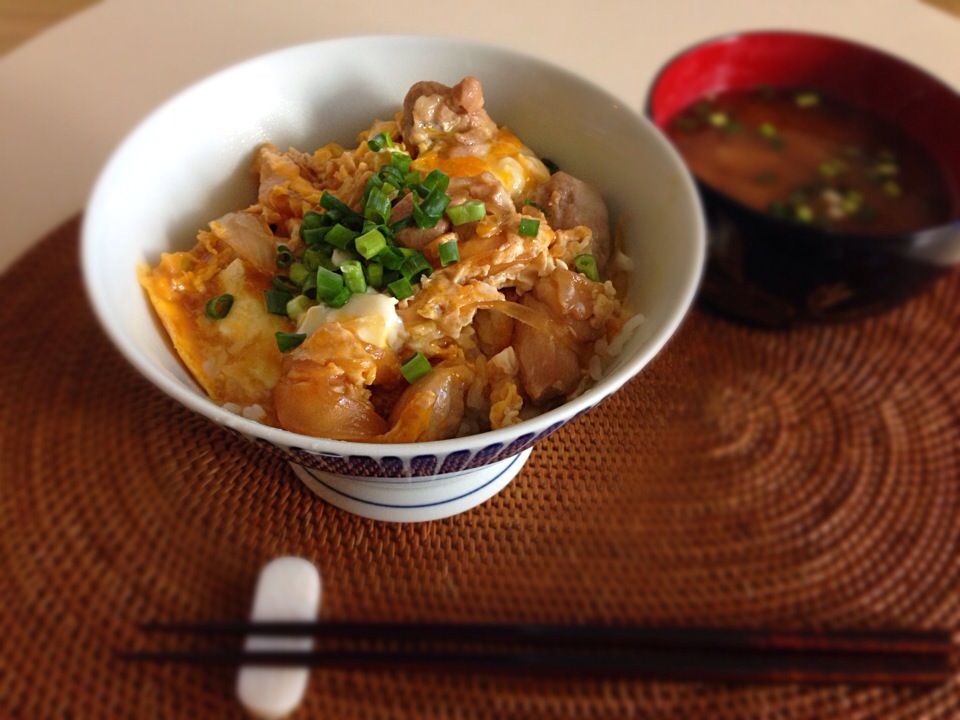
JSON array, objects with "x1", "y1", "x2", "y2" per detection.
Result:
[{"x1": 647, "y1": 30, "x2": 960, "y2": 327}]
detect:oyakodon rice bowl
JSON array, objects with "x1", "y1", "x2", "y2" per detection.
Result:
[{"x1": 82, "y1": 37, "x2": 705, "y2": 522}]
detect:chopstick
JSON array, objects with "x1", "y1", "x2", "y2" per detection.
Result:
[
  {"x1": 134, "y1": 621, "x2": 955, "y2": 653},
  {"x1": 119, "y1": 622, "x2": 957, "y2": 685}
]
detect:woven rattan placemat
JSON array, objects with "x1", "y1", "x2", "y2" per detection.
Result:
[{"x1": 2, "y1": 216, "x2": 959, "y2": 719}]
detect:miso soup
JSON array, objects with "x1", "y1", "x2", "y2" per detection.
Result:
[{"x1": 666, "y1": 86, "x2": 951, "y2": 234}]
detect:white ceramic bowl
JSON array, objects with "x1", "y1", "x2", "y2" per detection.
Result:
[{"x1": 82, "y1": 36, "x2": 705, "y2": 522}]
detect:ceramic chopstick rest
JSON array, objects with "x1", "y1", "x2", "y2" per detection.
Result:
[{"x1": 236, "y1": 557, "x2": 322, "y2": 719}]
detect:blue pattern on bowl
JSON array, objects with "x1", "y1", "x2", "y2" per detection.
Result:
[{"x1": 243, "y1": 413, "x2": 580, "y2": 479}]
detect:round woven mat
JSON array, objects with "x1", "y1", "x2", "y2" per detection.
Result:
[{"x1": 2, "y1": 216, "x2": 959, "y2": 719}]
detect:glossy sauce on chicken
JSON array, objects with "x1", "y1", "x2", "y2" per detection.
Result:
[{"x1": 139, "y1": 77, "x2": 633, "y2": 443}]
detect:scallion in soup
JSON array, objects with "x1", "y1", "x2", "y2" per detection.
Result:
[{"x1": 666, "y1": 86, "x2": 951, "y2": 234}]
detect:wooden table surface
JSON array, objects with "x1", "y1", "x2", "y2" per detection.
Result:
[
  {"x1": 3, "y1": 0, "x2": 960, "y2": 58},
  {"x1": 0, "y1": 0, "x2": 98, "y2": 56}
]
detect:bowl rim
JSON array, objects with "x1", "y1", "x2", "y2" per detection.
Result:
[
  {"x1": 644, "y1": 28, "x2": 960, "y2": 244},
  {"x1": 82, "y1": 33, "x2": 706, "y2": 458}
]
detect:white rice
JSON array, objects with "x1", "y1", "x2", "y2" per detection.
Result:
[{"x1": 607, "y1": 312, "x2": 645, "y2": 358}]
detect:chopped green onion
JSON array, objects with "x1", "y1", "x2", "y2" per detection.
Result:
[
  {"x1": 275, "y1": 245, "x2": 294, "y2": 269},
  {"x1": 795, "y1": 92, "x2": 820, "y2": 108},
  {"x1": 366, "y1": 262, "x2": 384, "y2": 288},
  {"x1": 400, "y1": 352, "x2": 432, "y2": 383},
  {"x1": 319, "y1": 191, "x2": 363, "y2": 226},
  {"x1": 301, "y1": 271, "x2": 318, "y2": 299},
  {"x1": 708, "y1": 111, "x2": 729, "y2": 127},
  {"x1": 300, "y1": 211, "x2": 324, "y2": 231},
  {"x1": 360, "y1": 174, "x2": 384, "y2": 208},
  {"x1": 518, "y1": 217, "x2": 540, "y2": 237},
  {"x1": 265, "y1": 288, "x2": 293, "y2": 315},
  {"x1": 842, "y1": 191, "x2": 864, "y2": 213},
  {"x1": 574, "y1": 254, "x2": 599, "y2": 282},
  {"x1": 288, "y1": 261, "x2": 309, "y2": 287},
  {"x1": 375, "y1": 246, "x2": 406, "y2": 271},
  {"x1": 794, "y1": 205, "x2": 814, "y2": 223},
  {"x1": 366, "y1": 131, "x2": 393, "y2": 152},
  {"x1": 301, "y1": 227, "x2": 330, "y2": 247},
  {"x1": 420, "y1": 187, "x2": 450, "y2": 216},
  {"x1": 327, "y1": 285, "x2": 352, "y2": 308},
  {"x1": 324, "y1": 223, "x2": 358, "y2": 250},
  {"x1": 204, "y1": 293, "x2": 234, "y2": 319},
  {"x1": 379, "y1": 162, "x2": 404, "y2": 184},
  {"x1": 541, "y1": 157, "x2": 560, "y2": 174},
  {"x1": 818, "y1": 160, "x2": 844, "y2": 178},
  {"x1": 340, "y1": 260, "x2": 367, "y2": 294},
  {"x1": 286, "y1": 294, "x2": 314, "y2": 320},
  {"x1": 873, "y1": 162, "x2": 899, "y2": 178},
  {"x1": 390, "y1": 152, "x2": 412, "y2": 173},
  {"x1": 363, "y1": 218, "x2": 395, "y2": 241},
  {"x1": 399, "y1": 251, "x2": 432, "y2": 281},
  {"x1": 389, "y1": 214, "x2": 414, "y2": 235},
  {"x1": 438, "y1": 239, "x2": 460, "y2": 266},
  {"x1": 275, "y1": 332, "x2": 306, "y2": 353},
  {"x1": 758, "y1": 122, "x2": 784, "y2": 149},
  {"x1": 413, "y1": 187, "x2": 451, "y2": 228},
  {"x1": 422, "y1": 169, "x2": 450, "y2": 194},
  {"x1": 304, "y1": 246, "x2": 333, "y2": 272},
  {"x1": 355, "y1": 228, "x2": 387, "y2": 259},
  {"x1": 271, "y1": 275, "x2": 299, "y2": 294},
  {"x1": 445, "y1": 200, "x2": 486, "y2": 226},
  {"x1": 388, "y1": 276, "x2": 414, "y2": 300},
  {"x1": 315, "y1": 267, "x2": 345, "y2": 303},
  {"x1": 364, "y1": 186, "x2": 392, "y2": 224}
]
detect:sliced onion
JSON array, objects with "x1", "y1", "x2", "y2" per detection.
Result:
[
  {"x1": 474, "y1": 300, "x2": 574, "y2": 339},
  {"x1": 210, "y1": 211, "x2": 278, "y2": 276}
]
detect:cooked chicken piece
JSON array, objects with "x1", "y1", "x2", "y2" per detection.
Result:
[
  {"x1": 513, "y1": 294, "x2": 581, "y2": 404},
  {"x1": 447, "y1": 172, "x2": 515, "y2": 213},
  {"x1": 381, "y1": 361, "x2": 475, "y2": 442},
  {"x1": 473, "y1": 308, "x2": 514, "y2": 357},
  {"x1": 402, "y1": 76, "x2": 498, "y2": 157},
  {"x1": 532, "y1": 171, "x2": 611, "y2": 277},
  {"x1": 512, "y1": 268, "x2": 617, "y2": 403},
  {"x1": 273, "y1": 323, "x2": 398, "y2": 440}
]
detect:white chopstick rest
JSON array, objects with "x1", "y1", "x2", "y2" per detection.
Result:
[{"x1": 236, "y1": 557, "x2": 322, "y2": 719}]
